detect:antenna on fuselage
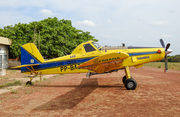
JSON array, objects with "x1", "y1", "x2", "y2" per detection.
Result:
[
  {"x1": 122, "y1": 43, "x2": 125, "y2": 47},
  {"x1": 105, "y1": 45, "x2": 107, "y2": 52}
]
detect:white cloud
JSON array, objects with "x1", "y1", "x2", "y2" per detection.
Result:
[
  {"x1": 150, "y1": 21, "x2": 170, "y2": 27},
  {"x1": 0, "y1": 10, "x2": 34, "y2": 28},
  {"x1": 75, "y1": 20, "x2": 96, "y2": 27},
  {"x1": 162, "y1": 34, "x2": 173, "y2": 38},
  {"x1": 138, "y1": 36, "x2": 142, "y2": 39},
  {"x1": 107, "y1": 19, "x2": 112, "y2": 23},
  {"x1": 40, "y1": 9, "x2": 56, "y2": 17},
  {"x1": 138, "y1": 17, "x2": 144, "y2": 20},
  {"x1": 0, "y1": 0, "x2": 46, "y2": 8},
  {"x1": 101, "y1": 34, "x2": 110, "y2": 39}
]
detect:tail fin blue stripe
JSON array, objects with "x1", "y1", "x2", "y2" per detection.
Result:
[{"x1": 21, "y1": 47, "x2": 40, "y2": 65}]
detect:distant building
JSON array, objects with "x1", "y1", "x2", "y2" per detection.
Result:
[{"x1": 0, "y1": 36, "x2": 12, "y2": 75}]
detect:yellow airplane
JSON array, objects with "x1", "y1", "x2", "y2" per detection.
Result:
[{"x1": 12, "y1": 39, "x2": 172, "y2": 90}]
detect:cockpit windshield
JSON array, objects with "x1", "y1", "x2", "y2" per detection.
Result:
[{"x1": 92, "y1": 42, "x2": 101, "y2": 49}]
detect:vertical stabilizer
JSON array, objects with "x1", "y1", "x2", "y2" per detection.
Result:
[{"x1": 21, "y1": 43, "x2": 44, "y2": 65}]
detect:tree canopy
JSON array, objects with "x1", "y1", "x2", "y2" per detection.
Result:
[
  {"x1": 159, "y1": 55, "x2": 180, "y2": 62},
  {"x1": 0, "y1": 17, "x2": 98, "y2": 59}
]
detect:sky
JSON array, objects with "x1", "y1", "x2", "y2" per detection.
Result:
[{"x1": 0, "y1": 0, "x2": 179, "y2": 55}]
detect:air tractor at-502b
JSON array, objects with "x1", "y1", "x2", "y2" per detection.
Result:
[{"x1": 13, "y1": 39, "x2": 172, "y2": 90}]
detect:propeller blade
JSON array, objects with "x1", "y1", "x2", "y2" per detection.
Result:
[
  {"x1": 160, "y1": 39, "x2": 165, "y2": 48},
  {"x1": 164, "y1": 55, "x2": 168, "y2": 73},
  {"x1": 165, "y1": 43, "x2": 170, "y2": 51}
]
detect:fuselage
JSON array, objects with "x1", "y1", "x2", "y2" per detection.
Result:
[{"x1": 21, "y1": 41, "x2": 165, "y2": 74}]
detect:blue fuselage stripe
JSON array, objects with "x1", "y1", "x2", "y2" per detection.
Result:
[
  {"x1": 21, "y1": 57, "x2": 94, "y2": 72},
  {"x1": 129, "y1": 51, "x2": 157, "y2": 56}
]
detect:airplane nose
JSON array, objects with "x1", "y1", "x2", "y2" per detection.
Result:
[{"x1": 165, "y1": 49, "x2": 173, "y2": 55}]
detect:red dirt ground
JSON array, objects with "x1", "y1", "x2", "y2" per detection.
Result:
[{"x1": 0, "y1": 67, "x2": 180, "y2": 117}]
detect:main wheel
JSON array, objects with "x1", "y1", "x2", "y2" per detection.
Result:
[
  {"x1": 122, "y1": 76, "x2": 126, "y2": 84},
  {"x1": 125, "y1": 78, "x2": 137, "y2": 90},
  {"x1": 122, "y1": 76, "x2": 132, "y2": 84},
  {"x1": 26, "y1": 81, "x2": 32, "y2": 86}
]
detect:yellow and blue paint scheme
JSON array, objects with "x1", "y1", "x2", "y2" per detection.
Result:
[
  {"x1": 12, "y1": 40, "x2": 169, "y2": 90},
  {"x1": 13, "y1": 40, "x2": 165, "y2": 75}
]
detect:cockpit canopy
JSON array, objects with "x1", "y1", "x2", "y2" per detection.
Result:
[
  {"x1": 83, "y1": 42, "x2": 101, "y2": 52},
  {"x1": 71, "y1": 41, "x2": 102, "y2": 55}
]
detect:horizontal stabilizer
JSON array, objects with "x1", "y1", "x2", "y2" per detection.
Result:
[{"x1": 11, "y1": 64, "x2": 39, "y2": 69}]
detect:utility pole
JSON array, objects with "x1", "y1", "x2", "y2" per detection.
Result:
[
  {"x1": 38, "y1": 30, "x2": 40, "y2": 51},
  {"x1": 33, "y1": 23, "x2": 37, "y2": 46}
]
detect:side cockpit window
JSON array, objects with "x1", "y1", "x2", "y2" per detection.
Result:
[
  {"x1": 83, "y1": 43, "x2": 96, "y2": 52},
  {"x1": 92, "y1": 42, "x2": 101, "y2": 49}
]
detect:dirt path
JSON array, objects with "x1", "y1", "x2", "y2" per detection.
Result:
[{"x1": 0, "y1": 67, "x2": 180, "y2": 117}]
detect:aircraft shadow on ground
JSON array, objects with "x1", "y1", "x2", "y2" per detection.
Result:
[{"x1": 33, "y1": 78, "x2": 124, "y2": 110}]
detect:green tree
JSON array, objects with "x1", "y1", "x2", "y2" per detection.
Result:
[
  {"x1": 168, "y1": 55, "x2": 180, "y2": 62},
  {"x1": 0, "y1": 17, "x2": 98, "y2": 60},
  {"x1": 159, "y1": 55, "x2": 180, "y2": 62}
]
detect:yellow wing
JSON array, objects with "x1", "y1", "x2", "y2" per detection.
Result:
[
  {"x1": 78, "y1": 52, "x2": 129, "y2": 73},
  {"x1": 11, "y1": 64, "x2": 39, "y2": 69}
]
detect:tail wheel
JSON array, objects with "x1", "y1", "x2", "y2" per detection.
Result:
[
  {"x1": 125, "y1": 78, "x2": 137, "y2": 90},
  {"x1": 26, "y1": 81, "x2": 32, "y2": 86}
]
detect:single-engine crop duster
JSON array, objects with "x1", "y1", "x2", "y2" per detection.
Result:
[{"x1": 12, "y1": 39, "x2": 172, "y2": 90}]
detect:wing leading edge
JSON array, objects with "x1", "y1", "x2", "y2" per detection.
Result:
[{"x1": 78, "y1": 52, "x2": 129, "y2": 73}]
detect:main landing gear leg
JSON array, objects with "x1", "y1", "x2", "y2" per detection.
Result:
[{"x1": 123, "y1": 66, "x2": 137, "y2": 90}]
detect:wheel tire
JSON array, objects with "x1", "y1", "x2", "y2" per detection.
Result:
[
  {"x1": 122, "y1": 76, "x2": 132, "y2": 84},
  {"x1": 26, "y1": 81, "x2": 32, "y2": 86},
  {"x1": 125, "y1": 78, "x2": 137, "y2": 90},
  {"x1": 122, "y1": 76, "x2": 126, "y2": 84}
]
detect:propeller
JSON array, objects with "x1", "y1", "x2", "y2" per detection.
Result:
[
  {"x1": 160, "y1": 39, "x2": 165, "y2": 48},
  {"x1": 165, "y1": 43, "x2": 170, "y2": 51},
  {"x1": 160, "y1": 39, "x2": 172, "y2": 73}
]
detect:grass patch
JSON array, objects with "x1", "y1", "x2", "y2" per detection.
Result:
[
  {"x1": 24, "y1": 76, "x2": 28, "y2": 78},
  {"x1": 54, "y1": 74, "x2": 59, "y2": 77},
  {"x1": 0, "y1": 77, "x2": 9, "y2": 80},
  {"x1": 25, "y1": 89, "x2": 40, "y2": 94},
  {"x1": 144, "y1": 62, "x2": 180, "y2": 70},
  {"x1": 10, "y1": 70, "x2": 16, "y2": 73},
  {"x1": 25, "y1": 90, "x2": 33, "y2": 94},
  {"x1": 0, "y1": 80, "x2": 21, "y2": 88},
  {"x1": 35, "y1": 80, "x2": 40, "y2": 83},
  {"x1": 11, "y1": 89, "x2": 18, "y2": 94}
]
